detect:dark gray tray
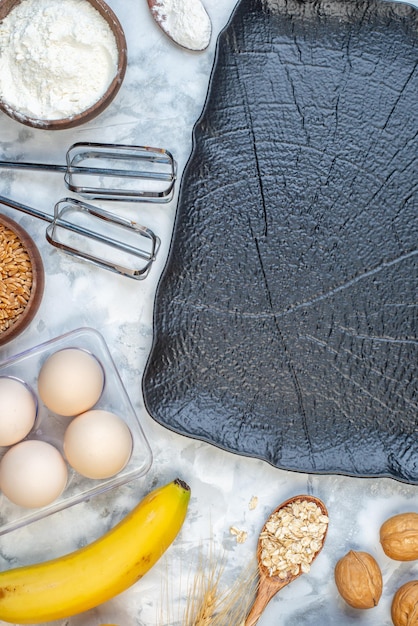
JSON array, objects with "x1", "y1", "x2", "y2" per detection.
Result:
[{"x1": 143, "y1": 0, "x2": 418, "y2": 483}]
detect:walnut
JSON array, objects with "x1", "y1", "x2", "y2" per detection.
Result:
[
  {"x1": 380, "y1": 513, "x2": 418, "y2": 561},
  {"x1": 334, "y1": 550, "x2": 382, "y2": 609},
  {"x1": 391, "y1": 580, "x2": 418, "y2": 626}
]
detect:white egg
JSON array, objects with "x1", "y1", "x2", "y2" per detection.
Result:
[
  {"x1": 38, "y1": 348, "x2": 105, "y2": 416},
  {"x1": 0, "y1": 440, "x2": 68, "y2": 508},
  {"x1": 0, "y1": 377, "x2": 37, "y2": 446},
  {"x1": 63, "y1": 409, "x2": 133, "y2": 479}
]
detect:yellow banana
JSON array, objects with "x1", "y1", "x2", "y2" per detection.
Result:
[{"x1": 0, "y1": 478, "x2": 190, "y2": 624}]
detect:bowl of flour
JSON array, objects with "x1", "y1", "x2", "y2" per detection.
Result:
[{"x1": 0, "y1": 0, "x2": 127, "y2": 129}]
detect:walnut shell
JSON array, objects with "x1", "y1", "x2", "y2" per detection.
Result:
[
  {"x1": 380, "y1": 513, "x2": 418, "y2": 561},
  {"x1": 391, "y1": 580, "x2": 418, "y2": 626},
  {"x1": 334, "y1": 550, "x2": 382, "y2": 609}
]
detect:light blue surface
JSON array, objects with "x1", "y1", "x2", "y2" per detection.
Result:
[{"x1": 0, "y1": 0, "x2": 416, "y2": 624}]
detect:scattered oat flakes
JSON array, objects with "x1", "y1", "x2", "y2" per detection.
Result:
[
  {"x1": 230, "y1": 526, "x2": 248, "y2": 544},
  {"x1": 248, "y1": 496, "x2": 258, "y2": 510}
]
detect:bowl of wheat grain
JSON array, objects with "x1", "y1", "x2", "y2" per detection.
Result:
[{"x1": 0, "y1": 214, "x2": 44, "y2": 346}]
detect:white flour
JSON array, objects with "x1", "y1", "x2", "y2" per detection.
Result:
[
  {"x1": 152, "y1": 0, "x2": 212, "y2": 51},
  {"x1": 0, "y1": 0, "x2": 119, "y2": 120}
]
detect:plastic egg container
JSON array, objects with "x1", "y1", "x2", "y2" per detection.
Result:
[{"x1": 0, "y1": 328, "x2": 152, "y2": 535}]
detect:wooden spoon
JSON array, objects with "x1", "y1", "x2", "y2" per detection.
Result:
[
  {"x1": 245, "y1": 494, "x2": 329, "y2": 626},
  {"x1": 147, "y1": 0, "x2": 212, "y2": 52}
]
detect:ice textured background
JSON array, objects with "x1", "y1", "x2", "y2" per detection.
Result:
[{"x1": 0, "y1": 1, "x2": 416, "y2": 625}]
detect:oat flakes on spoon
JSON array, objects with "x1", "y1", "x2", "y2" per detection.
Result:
[{"x1": 244, "y1": 494, "x2": 329, "y2": 626}]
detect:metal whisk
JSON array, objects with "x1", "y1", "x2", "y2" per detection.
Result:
[
  {"x1": 0, "y1": 142, "x2": 177, "y2": 202},
  {"x1": 0, "y1": 195, "x2": 160, "y2": 280}
]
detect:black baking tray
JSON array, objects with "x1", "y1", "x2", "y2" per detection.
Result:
[{"x1": 143, "y1": 0, "x2": 418, "y2": 483}]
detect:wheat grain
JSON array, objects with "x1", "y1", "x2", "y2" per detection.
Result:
[{"x1": 0, "y1": 223, "x2": 33, "y2": 333}]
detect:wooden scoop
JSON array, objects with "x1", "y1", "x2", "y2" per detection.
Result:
[
  {"x1": 147, "y1": 0, "x2": 212, "y2": 51},
  {"x1": 245, "y1": 494, "x2": 328, "y2": 626}
]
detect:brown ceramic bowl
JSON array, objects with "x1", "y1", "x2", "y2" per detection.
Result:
[
  {"x1": 0, "y1": 0, "x2": 127, "y2": 130},
  {"x1": 0, "y1": 214, "x2": 45, "y2": 346}
]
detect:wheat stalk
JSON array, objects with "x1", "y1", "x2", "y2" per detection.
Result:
[
  {"x1": 182, "y1": 545, "x2": 224, "y2": 625},
  {"x1": 158, "y1": 535, "x2": 258, "y2": 626},
  {"x1": 182, "y1": 547, "x2": 258, "y2": 626},
  {"x1": 193, "y1": 588, "x2": 219, "y2": 625}
]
